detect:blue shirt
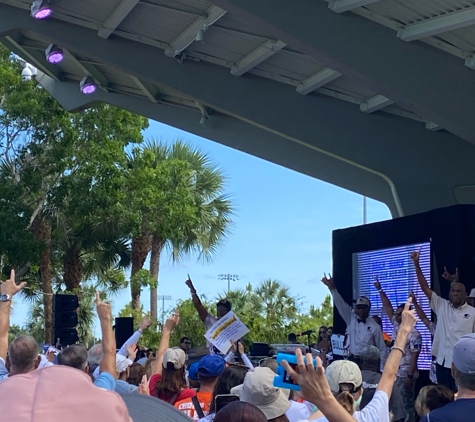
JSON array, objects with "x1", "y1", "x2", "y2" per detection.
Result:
[
  {"x1": 0, "y1": 358, "x2": 8, "y2": 383},
  {"x1": 421, "y1": 399, "x2": 475, "y2": 422},
  {"x1": 93, "y1": 371, "x2": 116, "y2": 391}
]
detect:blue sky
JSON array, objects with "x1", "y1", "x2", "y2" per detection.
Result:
[{"x1": 10, "y1": 120, "x2": 391, "y2": 329}]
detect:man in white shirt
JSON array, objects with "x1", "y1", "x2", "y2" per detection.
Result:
[
  {"x1": 186, "y1": 277, "x2": 232, "y2": 353},
  {"x1": 411, "y1": 249, "x2": 475, "y2": 391},
  {"x1": 321, "y1": 275, "x2": 386, "y2": 367}
]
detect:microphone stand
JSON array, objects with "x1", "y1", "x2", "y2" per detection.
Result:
[{"x1": 306, "y1": 333, "x2": 312, "y2": 354}]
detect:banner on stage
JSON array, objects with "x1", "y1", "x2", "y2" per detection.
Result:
[{"x1": 204, "y1": 311, "x2": 249, "y2": 354}]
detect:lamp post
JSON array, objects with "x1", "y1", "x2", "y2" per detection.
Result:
[
  {"x1": 157, "y1": 295, "x2": 172, "y2": 324},
  {"x1": 218, "y1": 274, "x2": 239, "y2": 294}
]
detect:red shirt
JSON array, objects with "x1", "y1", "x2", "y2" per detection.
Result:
[{"x1": 149, "y1": 374, "x2": 196, "y2": 404}]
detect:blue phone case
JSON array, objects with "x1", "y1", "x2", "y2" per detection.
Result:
[{"x1": 273, "y1": 353, "x2": 316, "y2": 391}]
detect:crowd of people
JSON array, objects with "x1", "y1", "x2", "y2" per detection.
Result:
[{"x1": 1, "y1": 253, "x2": 475, "y2": 421}]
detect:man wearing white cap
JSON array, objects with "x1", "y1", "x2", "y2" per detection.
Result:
[
  {"x1": 420, "y1": 333, "x2": 475, "y2": 421},
  {"x1": 322, "y1": 275, "x2": 386, "y2": 366}
]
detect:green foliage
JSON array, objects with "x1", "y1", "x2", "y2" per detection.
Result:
[
  {"x1": 131, "y1": 269, "x2": 158, "y2": 291},
  {"x1": 135, "y1": 280, "x2": 333, "y2": 350}
]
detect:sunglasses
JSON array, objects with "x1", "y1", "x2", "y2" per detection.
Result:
[{"x1": 355, "y1": 305, "x2": 369, "y2": 310}]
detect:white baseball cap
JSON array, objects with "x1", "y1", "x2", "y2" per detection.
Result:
[
  {"x1": 162, "y1": 348, "x2": 186, "y2": 370},
  {"x1": 326, "y1": 360, "x2": 362, "y2": 393}
]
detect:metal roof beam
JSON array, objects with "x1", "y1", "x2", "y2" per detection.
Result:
[
  {"x1": 296, "y1": 68, "x2": 341, "y2": 95},
  {"x1": 98, "y1": 0, "x2": 139, "y2": 39},
  {"x1": 1, "y1": 35, "x2": 63, "y2": 81},
  {"x1": 130, "y1": 75, "x2": 161, "y2": 102},
  {"x1": 360, "y1": 94, "x2": 393, "y2": 113},
  {"x1": 329, "y1": 0, "x2": 380, "y2": 14},
  {"x1": 206, "y1": 0, "x2": 475, "y2": 143},
  {"x1": 231, "y1": 40, "x2": 286, "y2": 76},
  {"x1": 398, "y1": 7, "x2": 475, "y2": 42},
  {"x1": 164, "y1": 5, "x2": 226, "y2": 57}
]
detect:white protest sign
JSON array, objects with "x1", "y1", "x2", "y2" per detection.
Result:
[
  {"x1": 331, "y1": 334, "x2": 346, "y2": 356},
  {"x1": 204, "y1": 311, "x2": 249, "y2": 354}
]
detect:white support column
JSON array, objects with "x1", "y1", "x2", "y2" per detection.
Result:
[
  {"x1": 360, "y1": 94, "x2": 393, "y2": 113},
  {"x1": 164, "y1": 5, "x2": 226, "y2": 57},
  {"x1": 296, "y1": 68, "x2": 342, "y2": 95},
  {"x1": 231, "y1": 40, "x2": 286, "y2": 76},
  {"x1": 329, "y1": 0, "x2": 380, "y2": 13},
  {"x1": 398, "y1": 8, "x2": 475, "y2": 42},
  {"x1": 98, "y1": 0, "x2": 139, "y2": 39}
]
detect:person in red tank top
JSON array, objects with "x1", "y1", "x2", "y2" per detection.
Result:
[{"x1": 149, "y1": 313, "x2": 196, "y2": 405}]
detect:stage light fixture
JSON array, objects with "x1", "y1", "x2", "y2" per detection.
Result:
[
  {"x1": 31, "y1": 0, "x2": 52, "y2": 20},
  {"x1": 196, "y1": 29, "x2": 205, "y2": 43},
  {"x1": 45, "y1": 44, "x2": 64, "y2": 64},
  {"x1": 79, "y1": 76, "x2": 97, "y2": 95}
]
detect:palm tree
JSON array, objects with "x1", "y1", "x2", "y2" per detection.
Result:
[
  {"x1": 254, "y1": 279, "x2": 298, "y2": 327},
  {"x1": 127, "y1": 140, "x2": 234, "y2": 318}
]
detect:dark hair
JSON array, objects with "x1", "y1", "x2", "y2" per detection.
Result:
[
  {"x1": 180, "y1": 337, "x2": 190, "y2": 344},
  {"x1": 453, "y1": 366, "x2": 475, "y2": 391},
  {"x1": 57, "y1": 344, "x2": 88, "y2": 370},
  {"x1": 127, "y1": 363, "x2": 145, "y2": 386},
  {"x1": 214, "y1": 401, "x2": 267, "y2": 422},
  {"x1": 216, "y1": 299, "x2": 231, "y2": 311},
  {"x1": 318, "y1": 325, "x2": 328, "y2": 343},
  {"x1": 287, "y1": 333, "x2": 297, "y2": 342},
  {"x1": 425, "y1": 384, "x2": 454, "y2": 411},
  {"x1": 8, "y1": 336, "x2": 39, "y2": 371},
  {"x1": 209, "y1": 365, "x2": 249, "y2": 412},
  {"x1": 155, "y1": 364, "x2": 187, "y2": 398}
]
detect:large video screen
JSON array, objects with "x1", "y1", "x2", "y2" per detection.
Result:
[{"x1": 352, "y1": 242, "x2": 432, "y2": 370}]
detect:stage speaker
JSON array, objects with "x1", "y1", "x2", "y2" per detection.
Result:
[
  {"x1": 52, "y1": 294, "x2": 79, "y2": 346},
  {"x1": 115, "y1": 317, "x2": 134, "y2": 349},
  {"x1": 249, "y1": 342, "x2": 270, "y2": 357}
]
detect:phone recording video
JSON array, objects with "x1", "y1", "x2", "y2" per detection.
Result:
[{"x1": 215, "y1": 394, "x2": 240, "y2": 413}]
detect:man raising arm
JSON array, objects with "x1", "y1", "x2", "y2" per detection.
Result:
[
  {"x1": 322, "y1": 274, "x2": 386, "y2": 366},
  {"x1": 411, "y1": 249, "x2": 475, "y2": 391}
]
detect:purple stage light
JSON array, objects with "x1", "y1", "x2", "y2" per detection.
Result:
[
  {"x1": 33, "y1": 7, "x2": 52, "y2": 19},
  {"x1": 80, "y1": 76, "x2": 97, "y2": 95},
  {"x1": 81, "y1": 84, "x2": 97, "y2": 94},
  {"x1": 31, "y1": 1, "x2": 52, "y2": 20},
  {"x1": 47, "y1": 52, "x2": 63, "y2": 63},
  {"x1": 45, "y1": 44, "x2": 64, "y2": 64}
]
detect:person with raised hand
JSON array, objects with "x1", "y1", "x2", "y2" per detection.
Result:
[
  {"x1": 149, "y1": 312, "x2": 196, "y2": 404},
  {"x1": 321, "y1": 273, "x2": 386, "y2": 367},
  {"x1": 284, "y1": 297, "x2": 417, "y2": 422},
  {"x1": 186, "y1": 275, "x2": 232, "y2": 353},
  {"x1": 0, "y1": 270, "x2": 38, "y2": 383},
  {"x1": 374, "y1": 277, "x2": 421, "y2": 422},
  {"x1": 411, "y1": 249, "x2": 475, "y2": 391},
  {"x1": 281, "y1": 350, "x2": 356, "y2": 422}
]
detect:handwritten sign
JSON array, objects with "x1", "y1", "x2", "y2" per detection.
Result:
[
  {"x1": 204, "y1": 311, "x2": 249, "y2": 354},
  {"x1": 331, "y1": 334, "x2": 346, "y2": 356}
]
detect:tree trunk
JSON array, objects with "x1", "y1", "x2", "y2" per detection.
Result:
[
  {"x1": 149, "y1": 236, "x2": 163, "y2": 321},
  {"x1": 63, "y1": 248, "x2": 82, "y2": 291},
  {"x1": 131, "y1": 232, "x2": 152, "y2": 310},
  {"x1": 31, "y1": 216, "x2": 52, "y2": 344}
]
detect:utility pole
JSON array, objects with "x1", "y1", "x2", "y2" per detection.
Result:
[
  {"x1": 157, "y1": 295, "x2": 172, "y2": 324},
  {"x1": 218, "y1": 274, "x2": 239, "y2": 294}
]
